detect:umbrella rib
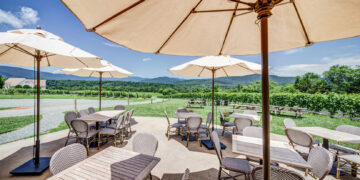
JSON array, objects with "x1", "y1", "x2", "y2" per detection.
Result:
[
  {"x1": 291, "y1": 0, "x2": 312, "y2": 46},
  {"x1": 218, "y1": 3, "x2": 239, "y2": 55},
  {"x1": 109, "y1": 71, "x2": 114, "y2": 78},
  {"x1": 89, "y1": 71, "x2": 95, "y2": 77},
  {"x1": 221, "y1": 67, "x2": 229, "y2": 77},
  {"x1": 44, "y1": 52, "x2": 51, "y2": 66},
  {"x1": 197, "y1": 66, "x2": 206, "y2": 77},
  {"x1": 74, "y1": 57, "x2": 89, "y2": 67},
  {"x1": 234, "y1": 11, "x2": 252, "y2": 17},
  {"x1": 11, "y1": 44, "x2": 36, "y2": 57},
  {"x1": 0, "y1": 45, "x2": 16, "y2": 56},
  {"x1": 193, "y1": 7, "x2": 251, "y2": 13},
  {"x1": 228, "y1": 0, "x2": 255, "y2": 8},
  {"x1": 91, "y1": 0, "x2": 145, "y2": 31},
  {"x1": 156, "y1": 0, "x2": 203, "y2": 54},
  {"x1": 235, "y1": 63, "x2": 260, "y2": 74}
]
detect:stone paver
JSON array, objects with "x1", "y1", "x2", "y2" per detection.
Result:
[{"x1": 0, "y1": 99, "x2": 161, "y2": 144}]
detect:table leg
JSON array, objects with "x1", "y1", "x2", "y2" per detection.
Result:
[
  {"x1": 336, "y1": 158, "x2": 340, "y2": 179},
  {"x1": 96, "y1": 122, "x2": 100, "y2": 130},
  {"x1": 323, "y1": 138, "x2": 329, "y2": 149},
  {"x1": 351, "y1": 163, "x2": 357, "y2": 177}
]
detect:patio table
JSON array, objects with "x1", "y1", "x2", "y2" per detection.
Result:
[
  {"x1": 48, "y1": 146, "x2": 160, "y2": 180},
  {"x1": 336, "y1": 154, "x2": 360, "y2": 178},
  {"x1": 77, "y1": 110, "x2": 125, "y2": 130},
  {"x1": 176, "y1": 112, "x2": 202, "y2": 120},
  {"x1": 232, "y1": 135, "x2": 312, "y2": 171},
  {"x1": 230, "y1": 113, "x2": 260, "y2": 121},
  {"x1": 290, "y1": 127, "x2": 360, "y2": 150}
]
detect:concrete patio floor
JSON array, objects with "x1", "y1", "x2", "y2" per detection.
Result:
[{"x1": 0, "y1": 116, "x2": 358, "y2": 180}]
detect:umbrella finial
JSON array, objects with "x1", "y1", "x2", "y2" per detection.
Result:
[{"x1": 36, "y1": 25, "x2": 41, "y2": 30}]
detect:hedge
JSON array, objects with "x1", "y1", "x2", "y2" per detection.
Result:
[
  {"x1": 164, "y1": 92, "x2": 360, "y2": 117},
  {"x1": 0, "y1": 89, "x2": 153, "y2": 98}
]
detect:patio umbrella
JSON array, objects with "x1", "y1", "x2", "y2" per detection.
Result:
[
  {"x1": 169, "y1": 55, "x2": 262, "y2": 130},
  {"x1": 62, "y1": 60, "x2": 133, "y2": 110},
  {"x1": 0, "y1": 27, "x2": 102, "y2": 174},
  {"x1": 61, "y1": 0, "x2": 360, "y2": 178}
]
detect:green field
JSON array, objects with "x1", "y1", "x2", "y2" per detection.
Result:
[
  {"x1": 46, "y1": 98, "x2": 360, "y2": 149},
  {"x1": 0, "y1": 94, "x2": 152, "y2": 102},
  {"x1": 0, "y1": 115, "x2": 42, "y2": 134}
]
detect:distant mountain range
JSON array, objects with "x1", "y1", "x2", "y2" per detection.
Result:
[{"x1": 0, "y1": 66, "x2": 295, "y2": 85}]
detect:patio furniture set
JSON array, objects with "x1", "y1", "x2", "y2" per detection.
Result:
[
  {"x1": 168, "y1": 107, "x2": 360, "y2": 179},
  {"x1": 230, "y1": 104, "x2": 306, "y2": 118}
]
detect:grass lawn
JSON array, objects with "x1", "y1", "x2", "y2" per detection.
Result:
[
  {"x1": 0, "y1": 94, "x2": 152, "y2": 101},
  {"x1": 0, "y1": 115, "x2": 42, "y2": 134},
  {"x1": 0, "y1": 107, "x2": 15, "y2": 111}
]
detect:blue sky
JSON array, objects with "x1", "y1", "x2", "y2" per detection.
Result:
[{"x1": 0, "y1": 0, "x2": 359, "y2": 78}]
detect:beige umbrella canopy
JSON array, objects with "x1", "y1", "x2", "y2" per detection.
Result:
[
  {"x1": 62, "y1": 0, "x2": 360, "y2": 178},
  {"x1": 62, "y1": 60, "x2": 133, "y2": 110},
  {"x1": 0, "y1": 27, "x2": 102, "y2": 174},
  {"x1": 169, "y1": 55, "x2": 262, "y2": 130}
]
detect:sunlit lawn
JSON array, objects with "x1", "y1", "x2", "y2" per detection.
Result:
[
  {"x1": 0, "y1": 115, "x2": 42, "y2": 134},
  {"x1": 0, "y1": 94, "x2": 152, "y2": 101}
]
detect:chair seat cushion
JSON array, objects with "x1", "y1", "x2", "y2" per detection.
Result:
[
  {"x1": 293, "y1": 145, "x2": 310, "y2": 154},
  {"x1": 221, "y1": 157, "x2": 251, "y2": 173},
  {"x1": 199, "y1": 124, "x2": 208, "y2": 129},
  {"x1": 100, "y1": 128, "x2": 116, "y2": 135},
  {"x1": 78, "y1": 129, "x2": 98, "y2": 138},
  {"x1": 170, "y1": 123, "x2": 182, "y2": 128},
  {"x1": 178, "y1": 120, "x2": 186, "y2": 124},
  {"x1": 224, "y1": 122, "x2": 234, "y2": 126},
  {"x1": 330, "y1": 144, "x2": 359, "y2": 154}
]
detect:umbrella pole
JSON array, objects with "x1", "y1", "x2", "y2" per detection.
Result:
[
  {"x1": 258, "y1": 3, "x2": 272, "y2": 179},
  {"x1": 99, "y1": 72, "x2": 103, "y2": 111},
  {"x1": 211, "y1": 69, "x2": 215, "y2": 131},
  {"x1": 35, "y1": 51, "x2": 41, "y2": 165}
]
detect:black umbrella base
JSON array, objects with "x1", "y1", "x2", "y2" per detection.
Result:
[
  {"x1": 10, "y1": 157, "x2": 50, "y2": 175},
  {"x1": 201, "y1": 139, "x2": 227, "y2": 150}
]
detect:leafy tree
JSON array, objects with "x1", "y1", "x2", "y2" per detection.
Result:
[
  {"x1": 23, "y1": 85, "x2": 31, "y2": 89},
  {"x1": 323, "y1": 65, "x2": 360, "y2": 93},
  {"x1": 237, "y1": 83, "x2": 243, "y2": 92},
  {"x1": 214, "y1": 84, "x2": 220, "y2": 92},
  {"x1": 0, "y1": 75, "x2": 5, "y2": 89},
  {"x1": 294, "y1": 73, "x2": 329, "y2": 93},
  {"x1": 14, "y1": 85, "x2": 22, "y2": 88}
]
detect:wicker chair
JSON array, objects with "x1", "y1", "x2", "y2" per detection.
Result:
[
  {"x1": 283, "y1": 118, "x2": 296, "y2": 128},
  {"x1": 330, "y1": 125, "x2": 360, "y2": 154},
  {"x1": 133, "y1": 133, "x2": 158, "y2": 156},
  {"x1": 88, "y1": 107, "x2": 95, "y2": 114},
  {"x1": 129, "y1": 109, "x2": 135, "y2": 122},
  {"x1": 185, "y1": 117, "x2": 202, "y2": 148},
  {"x1": 177, "y1": 108, "x2": 188, "y2": 124},
  {"x1": 164, "y1": 111, "x2": 182, "y2": 140},
  {"x1": 233, "y1": 117, "x2": 253, "y2": 135},
  {"x1": 78, "y1": 109, "x2": 89, "y2": 117},
  {"x1": 64, "y1": 112, "x2": 77, "y2": 146},
  {"x1": 243, "y1": 110, "x2": 257, "y2": 116},
  {"x1": 124, "y1": 111, "x2": 132, "y2": 136},
  {"x1": 285, "y1": 128, "x2": 314, "y2": 160},
  {"x1": 307, "y1": 146, "x2": 333, "y2": 180},
  {"x1": 98, "y1": 115, "x2": 125, "y2": 149},
  {"x1": 199, "y1": 112, "x2": 212, "y2": 137},
  {"x1": 114, "y1": 105, "x2": 125, "y2": 110},
  {"x1": 71, "y1": 120, "x2": 99, "y2": 155},
  {"x1": 50, "y1": 143, "x2": 87, "y2": 175},
  {"x1": 210, "y1": 131, "x2": 251, "y2": 180},
  {"x1": 182, "y1": 168, "x2": 190, "y2": 180},
  {"x1": 251, "y1": 166, "x2": 304, "y2": 180},
  {"x1": 220, "y1": 110, "x2": 234, "y2": 136},
  {"x1": 243, "y1": 126, "x2": 262, "y2": 138}
]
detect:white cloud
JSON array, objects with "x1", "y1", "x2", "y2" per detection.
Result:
[
  {"x1": 0, "y1": 7, "x2": 39, "y2": 28},
  {"x1": 271, "y1": 55, "x2": 360, "y2": 77},
  {"x1": 142, "y1": 57, "x2": 152, "y2": 62},
  {"x1": 103, "y1": 42, "x2": 123, "y2": 48},
  {"x1": 283, "y1": 48, "x2": 303, "y2": 55}
]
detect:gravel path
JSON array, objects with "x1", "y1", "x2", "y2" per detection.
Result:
[{"x1": 0, "y1": 99, "x2": 161, "y2": 144}]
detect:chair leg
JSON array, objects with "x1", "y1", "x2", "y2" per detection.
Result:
[
  {"x1": 186, "y1": 133, "x2": 190, "y2": 147},
  {"x1": 198, "y1": 133, "x2": 202, "y2": 147},
  {"x1": 97, "y1": 134, "x2": 101, "y2": 150},
  {"x1": 65, "y1": 130, "x2": 71, "y2": 146},
  {"x1": 218, "y1": 167, "x2": 222, "y2": 180},
  {"x1": 86, "y1": 138, "x2": 90, "y2": 156},
  {"x1": 113, "y1": 135, "x2": 116, "y2": 147},
  {"x1": 149, "y1": 173, "x2": 152, "y2": 180},
  {"x1": 167, "y1": 127, "x2": 170, "y2": 140},
  {"x1": 222, "y1": 126, "x2": 225, "y2": 136}
]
